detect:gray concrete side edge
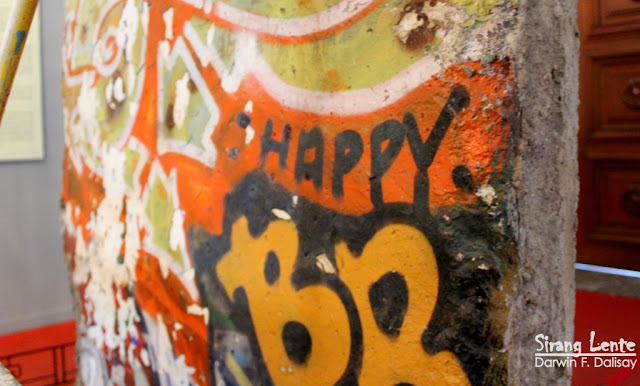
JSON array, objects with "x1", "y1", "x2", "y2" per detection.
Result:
[{"x1": 507, "y1": 0, "x2": 580, "y2": 385}]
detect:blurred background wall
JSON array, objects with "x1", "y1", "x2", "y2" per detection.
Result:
[{"x1": 0, "y1": 0, "x2": 71, "y2": 335}]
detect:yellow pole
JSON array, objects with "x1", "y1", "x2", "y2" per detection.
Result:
[{"x1": 0, "y1": 0, "x2": 39, "y2": 125}]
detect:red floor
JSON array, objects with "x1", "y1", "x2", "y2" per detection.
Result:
[
  {"x1": 0, "y1": 320, "x2": 76, "y2": 385},
  {"x1": 0, "y1": 291, "x2": 638, "y2": 385},
  {"x1": 573, "y1": 290, "x2": 640, "y2": 386}
]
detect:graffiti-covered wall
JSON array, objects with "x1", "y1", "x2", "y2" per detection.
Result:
[{"x1": 61, "y1": 0, "x2": 522, "y2": 384}]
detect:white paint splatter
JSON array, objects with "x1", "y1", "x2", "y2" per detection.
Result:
[
  {"x1": 244, "y1": 100, "x2": 253, "y2": 114},
  {"x1": 92, "y1": 144, "x2": 127, "y2": 268},
  {"x1": 163, "y1": 8, "x2": 174, "y2": 40},
  {"x1": 243, "y1": 100, "x2": 255, "y2": 145},
  {"x1": 72, "y1": 228, "x2": 90, "y2": 285},
  {"x1": 158, "y1": 40, "x2": 171, "y2": 63},
  {"x1": 143, "y1": 313, "x2": 196, "y2": 385},
  {"x1": 272, "y1": 208, "x2": 291, "y2": 220},
  {"x1": 206, "y1": 25, "x2": 215, "y2": 47},
  {"x1": 169, "y1": 208, "x2": 186, "y2": 252},
  {"x1": 315, "y1": 254, "x2": 336, "y2": 274},
  {"x1": 61, "y1": 203, "x2": 75, "y2": 236},
  {"x1": 173, "y1": 72, "x2": 191, "y2": 130},
  {"x1": 124, "y1": 195, "x2": 143, "y2": 279},
  {"x1": 245, "y1": 125, "x2": 255, "y2": 146},
  {"x1": 77, "y1": 169, "x2": 143, "y2": 364},
  {"x1": 392, "y1": 11, "x2": 423, "y2": 43},
  {"x1": 187, "y1": 304, "x2": 210, "y2": 325},
  {"x1": 476, "y1": 184, "x2": 496, "y2": 206},
  {"x1": 75, "y1": 72, "x2": 100, "y2": 156},
  {"x1": 113, "y1": 76, "x2": 126, "y2": 103},
  {"x1": 159, "y1": 255, "x2": 169, "y2": 279},
  {"x1": 425, "y1": 2, "x2": 468, "y2": 31},
  {"x1": 244, "y1": 101, "x2": 256, "y2": 146}
]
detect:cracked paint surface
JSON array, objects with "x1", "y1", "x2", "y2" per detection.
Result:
[{"x1": 62, "y1": 0, "x2": 519, "y2": 384}]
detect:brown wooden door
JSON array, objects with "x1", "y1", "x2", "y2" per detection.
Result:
[{"x1": 578, "y1": 0, "x2": 640, "y2": 270}]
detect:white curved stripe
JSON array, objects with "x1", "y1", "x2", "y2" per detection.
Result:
[
  {"x1": 213, "y1": 0, "x2": 375, "y2": 37},
  {"x1": 251, "y1": 53, "x2": 442, "y2": 115},
  {"x1": 243, "y1": 14, "x2": 504, "y2": 115}
]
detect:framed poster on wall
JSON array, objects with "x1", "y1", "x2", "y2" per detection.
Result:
[{"x1": 0, "y1": 3, "x2": 43, "y2": 161}]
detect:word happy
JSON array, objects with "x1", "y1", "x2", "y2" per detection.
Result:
[{"x1": 257, "y1": 87, "x2": 470, "y2": 209}]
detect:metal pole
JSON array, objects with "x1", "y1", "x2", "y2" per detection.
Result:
[{"x1": 0, "y1": 0, "x2": 39, "y2": 125}]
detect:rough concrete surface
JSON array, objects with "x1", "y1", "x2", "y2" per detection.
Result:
[
  {"x1": 508, "y1": 0, "x2": 580, "y2": 384},
  {"x1": 0, "y1": 363, "x2": 20, "y2": 386}
]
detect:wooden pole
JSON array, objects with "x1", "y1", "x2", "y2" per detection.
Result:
[{"x1": 0, "y1": 0, "x2": 39, "y2": 125}]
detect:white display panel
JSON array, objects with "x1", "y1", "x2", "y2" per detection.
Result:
[{"x1": 0, "y1": 3, "x2": 43, "y2": 161}]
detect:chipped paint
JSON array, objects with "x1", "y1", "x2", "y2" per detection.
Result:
[
  {"x1": 392, "y1": 10, "x2": 424, "y2": 43},
  {"x1": 476, "y1": 183, "x2": 497, "y2": 206},
  {"x1": 271, "y1": 208, "x2": 292, "y2": 220},
  {"x1": 315, "y1": 253, "x2": 336, "y2": 274},
  {"x1": 243, "y1": 101, "x2": 255, "y2": 145},
  {"x1": 187, "y1": 304, "x2": 210, "y2": 325},
  {"x1": 143, "y1": 313, "x2": 197, "y2": 384}
]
